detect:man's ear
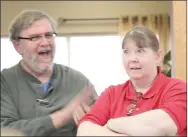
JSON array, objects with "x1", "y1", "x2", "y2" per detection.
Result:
[{"x1": 12, "y1": 40, "x2": 22, "y2": 55}]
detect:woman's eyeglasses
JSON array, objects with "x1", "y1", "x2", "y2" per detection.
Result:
[{"x1": 126, "y1": 92, "x2": 142, "y2": 116}]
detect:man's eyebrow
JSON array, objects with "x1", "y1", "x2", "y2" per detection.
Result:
[
  {"x1": 28, "y1": 33, "x2": 41, "y2": 37},
  {"x1": 28, "y1": 32, "x2": 53, "y2": 37}
]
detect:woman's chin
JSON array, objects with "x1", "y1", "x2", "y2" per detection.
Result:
[{"x1": 129, "y1": 75, "x2": 143, "y2": 80}]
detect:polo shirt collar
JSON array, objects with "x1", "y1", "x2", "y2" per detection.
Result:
[{"x1": 125, "y1": 67, "x2": 166, "y2": 99}]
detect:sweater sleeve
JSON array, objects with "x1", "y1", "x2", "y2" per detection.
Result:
[
  {"x1": 77, "y1": 71, "x2": 98, "y2": 106},
  {"x1": 1, "y1": 75, "x2": 56, "y2": 136},
  {"x1": 86, "y1": 80, "x2": 98, "y2": 106},
  {"x1": 78, "y1": 87, "x2": 112, "y2": 126}
]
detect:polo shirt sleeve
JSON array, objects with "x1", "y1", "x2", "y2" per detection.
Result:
[
  {"x1": 159, "y1": 81, "x2": 186, "y2": 135},
  {"x1": 78, "y1": 87, "x2": 112, "y2": 126}
]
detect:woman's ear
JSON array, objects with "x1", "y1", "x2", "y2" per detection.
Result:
[
  {"x1": 12, "y1": 40, "x2": 23, "y2": 55},
  {"x1": 156, "y1": 50, "x2": 163, "y2": 65}
]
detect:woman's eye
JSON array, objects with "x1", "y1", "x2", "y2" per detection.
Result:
[
  {"x1": 123, "y1": 50, "x2": 128, "y2": 54},
  {"x1": 138, "y1": 49, "x2": 145, "y2": 53}
]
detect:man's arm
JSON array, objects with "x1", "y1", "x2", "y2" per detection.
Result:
[
  {"x1": 52, "y1": 87, "x2": 96, "y2": 128},
  {"x1": 77, "y1": 121, "x2": 127, "y2": 136},
  {"x1": 72, "y1": 83, "x2": 98, "y2": 125},
  {"x1": 1, "y1": 77, "x2": 94, "y2": 136},
  {"x1": 73, "y1": 102, "x2": 92, "y2": 125},
  {"x1": 1, "y1": 89, "x2": 92, "y2": 136}
]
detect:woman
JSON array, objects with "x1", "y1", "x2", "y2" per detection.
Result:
[{"x1": 76, "y1": 27, "x2": 186, "y2": 136}]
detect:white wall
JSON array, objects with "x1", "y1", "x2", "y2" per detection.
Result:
[
  {"x1": 1, "y1": 1, "x2": 171, "y2": 35},
  {"x1": 1, "y1": 1, "x2": 171, "y2": 94}
]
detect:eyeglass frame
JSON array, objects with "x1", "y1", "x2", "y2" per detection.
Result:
[{"x1": 18, "y1": 32, "x2": 57, "y2": 42}]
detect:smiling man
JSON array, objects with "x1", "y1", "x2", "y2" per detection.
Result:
[{"x1": 1, "y1": 10, "x2": 98, "y2": 136}]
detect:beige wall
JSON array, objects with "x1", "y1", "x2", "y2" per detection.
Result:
[
  {"x1": 172, "y1": 1, "x2": 186, "y2": 81},
  {"x1": 1, "y1": 1, "x2": 170, "y2": 35},
  {"x1": 1, "y1": 1, "x2": 186, "y2": 81}
]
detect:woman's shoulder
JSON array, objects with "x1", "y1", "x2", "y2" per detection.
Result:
[
  {"x1": 102, "y1": 80, "x2": 131, "y2": 97},
  {"x1": 157, "y1": 72, "x2": 186, "y2": 91},
  {"x1": 161, "y1": 76, "x2": 186, "y2": 95},
  {"x1": 169, "y1": 78, "x2": 186, "y2": 90},
  {"x1": 166, "y1": 77, "x2": 186, "y2": 88}
]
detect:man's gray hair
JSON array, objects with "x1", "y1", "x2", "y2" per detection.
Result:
[{"x1": 9, "y1": 9, "x2": 57, "y2": 41}]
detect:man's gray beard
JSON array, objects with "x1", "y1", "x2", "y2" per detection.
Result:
[{"x1": 30, "y1": 55, "x2": 54, "y2": 74}]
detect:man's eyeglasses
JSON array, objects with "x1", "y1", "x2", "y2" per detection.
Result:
[
  {"x1": 126, "y1": 92, "x2": 142, "y2": 116},
  {"x1": 18, "y1": 32, "x2": 57, "y2": 42}
]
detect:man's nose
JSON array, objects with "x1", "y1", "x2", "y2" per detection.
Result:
[{"x1": 39, "y1": 36, "x2": 50, "y2": 45}]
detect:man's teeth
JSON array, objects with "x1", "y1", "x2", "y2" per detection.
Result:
[
  {"x1": 39, "y1": 51, "x2": 50, "y2": 54},
  {"x1": 41, "y1": 50, "x2": 49, "y2": 53}
]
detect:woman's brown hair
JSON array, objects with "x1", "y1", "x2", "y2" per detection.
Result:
[{"x1": 122, "y1": 26, "x2": 159, "y2": 52}]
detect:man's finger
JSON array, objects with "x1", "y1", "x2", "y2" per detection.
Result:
[
  {"x1": 77, "y1": 105, "x2": 86, "y2": 118},
  {"x1": 81, "y1": 102, "x2": 91, "y2": 113},
  {"x1": 73, "y1": 106, "x2": 83, "y2": 125},
  {"x1": 73, "y1": 111, "x2": 78, "y2": 125},
  {"x1": 72, "y1": 105, "x2": 86, "y2": 123}
]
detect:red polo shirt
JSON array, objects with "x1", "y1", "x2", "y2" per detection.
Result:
[{"x1": 78, "y1": 71, "x2": 187, "y2": 136}]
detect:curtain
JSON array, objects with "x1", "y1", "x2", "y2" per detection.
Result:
[{"x1": 118, "y1": 14, "x2": 170, "y2": 55}]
